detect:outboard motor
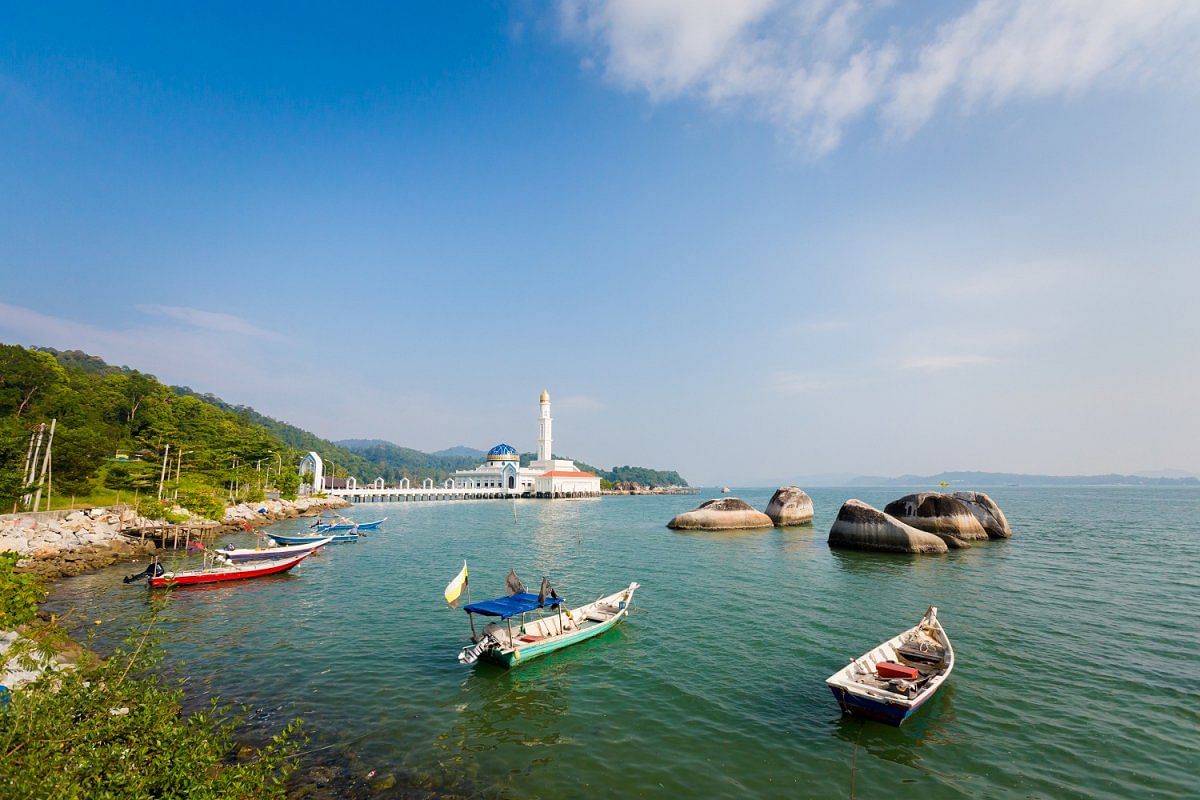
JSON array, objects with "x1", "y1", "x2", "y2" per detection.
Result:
[
  {"x1": 123, "y1": 561, "x2": 164, "y2": 584},
  {"x1": 458, "y1": 634, "x2": 499, "y2": 665}
]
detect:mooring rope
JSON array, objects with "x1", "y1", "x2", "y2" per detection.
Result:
[{"x1": 849, "y1": 718, "x2": 865, "y2": 799}]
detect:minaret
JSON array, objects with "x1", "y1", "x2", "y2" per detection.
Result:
[{"x1": 537, "y1": 389, "x2": 552, "y2": 462}]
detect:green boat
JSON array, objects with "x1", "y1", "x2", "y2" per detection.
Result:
[{"x1": 457, "y1": 580, "x2": 640, "y2": 668}]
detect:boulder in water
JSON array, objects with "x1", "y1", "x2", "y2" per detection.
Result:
[
  {"x1": 667, "y1": 498, "x2": 774, "y2": 530},
  {"x1": 827, "y1": 500, "x2": 949, "y2": 554},
  {"x1": 883, "y1": 493, "x2": 988, "y2": 547},
  {"x1": 951, "y1": 491, "x2": 1013, "y2": 539},
  {"x1": 765, "y1": 487, "x2": 814, "y2": 527}
]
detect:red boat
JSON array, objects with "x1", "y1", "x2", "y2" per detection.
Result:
[{"x1": 128, "y1": 551, "x2": 312, "y2": 588}]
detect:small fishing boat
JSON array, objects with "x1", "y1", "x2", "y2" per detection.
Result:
[
  {"x1": 455, "y1": 572, "x2": 640, "y2": 668},
  {"x1": 268, "y1": 530, "x2": 359, "y2": 545},
  {"x1": 123, "y1": 551, "x2": 312, "y2": 589},
  {"x1": 213, "y1": 536, "x2": 332, "y2": 562},
  {"x1": 825, "y1": 606, "x2": 954, "y2": 726},
  {"x1": 309, "y1": 512, "x2": 387, "y2": 533}
]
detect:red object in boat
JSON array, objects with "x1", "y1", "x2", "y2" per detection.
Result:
[
  {"x1": 148, "y1": 551, "x2": 310, "y2": 588},
  {"x1": 518, "y1": 634, "x2": 544, "y2": 643},
  {"x1": 876, "y1": 661, "x2": 919, "y2": 680}
]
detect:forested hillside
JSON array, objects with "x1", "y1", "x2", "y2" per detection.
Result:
[
  {"x1": 1, "y1": 345, "x2": 291, "y2": 517},
  {"x1": 0, "y1": 343, "x2": 688, "y2": 516}
]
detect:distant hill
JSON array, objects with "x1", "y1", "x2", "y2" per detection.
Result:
[
  {"x1": 335, "y1": 439, "x2": 479, "y2": 482},
  {"x1": 842, "y1": 470, "x2": 1199, "y2": 487},
  {"x1": 517, "y1": 452, "x2": 687, "y2": 487},
  {"x1": 431, "y1": 445, "x2": 486, "y2": 459},
  {"x1": 334, "y1": 439, "x2": 392, "y2": 451}
]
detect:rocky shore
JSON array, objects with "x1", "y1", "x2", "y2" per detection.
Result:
[{"x1": 0, "y1": 496, "x2": 350, "y2": 581}]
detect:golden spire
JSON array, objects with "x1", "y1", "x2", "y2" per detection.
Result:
[{"x1": 540, "y1": 389, "x2": 550, "y2": 403}]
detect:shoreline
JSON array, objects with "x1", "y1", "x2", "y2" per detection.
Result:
[{"x1": 2, "y1": 496, "x2": 350, "y2": 582}]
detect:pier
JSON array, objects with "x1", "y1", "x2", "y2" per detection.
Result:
[{"x1": 322, "y1": 477, "x2": 598, "y2": 503}]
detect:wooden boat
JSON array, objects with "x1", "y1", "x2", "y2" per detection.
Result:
[
  {"x1": 213, "y1": 537, "x2": 332, "y2": 562},
  {"x1": 457, "y1": 582, "x2": 640, "y2": 668},
  {"x1": 309, "y1": 513, "x2": 387, "y2": 533},
  {"x1": 268, "y1": 530, "x2": 359, "y2": 545},
  {"x1": 825, "y1": 606, "x2": 954, "y2": 726},
  {"x1": 123, "y1": 551, "x2": 312, "y2": 589}
]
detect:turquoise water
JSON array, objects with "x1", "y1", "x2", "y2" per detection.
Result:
[{"x1": 48, "y1": 488, "x2": 1200, "y2": 798}]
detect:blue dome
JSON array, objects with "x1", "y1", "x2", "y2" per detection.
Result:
[{"x1": 487, "y1": 443, "x2": 518, "y2": 457}]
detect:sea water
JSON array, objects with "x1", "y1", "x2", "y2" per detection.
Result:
[{"x1": 47, "y1": 487, "x2": 1200, "y2": 798}]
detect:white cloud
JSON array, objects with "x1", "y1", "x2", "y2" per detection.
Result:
[
  {"x1": 558, "y1": 0, "x2": 1200, "y2": 153},
  {"x1": 898, "y1": 353, "x2": 995, "y2": 372},
  {"x1": 136, "y1": 304, "x2": 286, "y2": 341}
]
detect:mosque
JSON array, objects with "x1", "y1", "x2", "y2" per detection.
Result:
[{"x1": 449, "y1": 390, "x2": 601, "y2": 498}]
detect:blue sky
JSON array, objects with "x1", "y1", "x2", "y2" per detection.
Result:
[{"x1": 2, "y1": 2, "x2": 1198, "y2": 485}]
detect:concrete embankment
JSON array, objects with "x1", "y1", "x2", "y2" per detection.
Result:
[{"x1": 0, "y1": 496, "x2": 350, "y2": 581}]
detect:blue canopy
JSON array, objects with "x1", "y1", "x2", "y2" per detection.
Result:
[{"x1": 463, "y1": 592, "x2": 564, "y2": 619}]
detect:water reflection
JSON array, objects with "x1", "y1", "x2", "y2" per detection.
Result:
[
  {"x1": 827, "y1": 682, "x2": 958, "y2": 770},
  {"x1": 827, "y1": 547, "x2": 948, "y2": 577}
]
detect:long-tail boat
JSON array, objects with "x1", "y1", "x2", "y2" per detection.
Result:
[
  {"x1": 309, "y1": 512, "x2": 387, "y2": 533},
  {"x1": 456, "y1": 573, "x2": 640, "y2": 668},
  {"x1": 213, "y1": 536, "x2": 332, "y2": 562},
  {"x1": 825, "y1": 606, "x2": 954, "y2": 726},
  {"x1": 268, "y1": 530, "x2": 359, "y2": 545},
  {"x1": 123, "y1": 551, "x2": 312, "y2": 588}
]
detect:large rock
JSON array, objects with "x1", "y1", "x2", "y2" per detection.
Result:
[
  {"x1": 883, "y1": 493, "x2": 988, "y2": 547},
  {"x1": 828, "y1": 499, "x2": 949, "y2": 554},
  {"x1": 765, "y1": 487, "x2": 814, "y2": 527},
  {"x1": 952, "y1": 491, "x2": 1013, "y2": 539},
  {"x1": 667, "y1": 498, "x2": 774, "y2": 530}
]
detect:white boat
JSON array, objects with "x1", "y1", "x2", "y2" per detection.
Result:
[
  {"x1": 213, "y1": 537, "x2": 333, "y2": 562},
  {"x1": 457, "y1": 581, "x2": 641, "y2": 668},
  {"x1": 825, "y1": 606, "x2": 954, "y2": 726}
]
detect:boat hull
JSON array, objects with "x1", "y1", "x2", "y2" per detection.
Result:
[
  {"x1": 828, "y1": 685, "x2": 927, "y2": 726},
  {"x1": 214, "y1": 538, "x2": 330, "y2": 562},
  {"x1": 148, "y1": 552, "x2": 309, "y2": 588},
  {"x1": 484, "y1": 610, "x2": 626, "y2": 667},
  {"x1": 313, "y1": 518, "x2": 385, "y2": 532},
  {"x1": 269, "y1": 532, "x2": 358, "y2": 545}
]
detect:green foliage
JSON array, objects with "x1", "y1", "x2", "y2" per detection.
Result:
[
  {"x1": 276, "y1": 467, "x2": 300, "y2": 501},
  {"x1": 606, "y1": 465, "x2": 689, "y2": 487},
  {"x1": 0, "y1": 614, "x2": 303, "y2": 799},
  {"x1": 0, "y1": 552, "x2": 45, "y2": 627},
  {"x1": 518, "y1": 452, "x2": 689, "y2": 487},
  {"x1": 177, "y1": 489, "x2": 226, "y2": 522}
]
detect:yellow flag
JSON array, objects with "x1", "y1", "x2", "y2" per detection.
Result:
[{"x1": 444, "y1": 561, "x2": 468, "y2": 608}]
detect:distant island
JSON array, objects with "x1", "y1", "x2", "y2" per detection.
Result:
[{"x1": 787, "y1": 470, "x2": 1199, "y2": 488}]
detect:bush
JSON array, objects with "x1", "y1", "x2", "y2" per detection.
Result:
[
  {"x1": 0, "y1": 613, "x2": 303, "y2": 799},
  {"x1": 0, "y1": 552, "x2": 44, "y2": 627},
  {"x1": 177, "y1": 490, "x2": 226, "y2": 522}
]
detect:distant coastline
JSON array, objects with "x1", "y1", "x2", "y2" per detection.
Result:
[{"x1": 743, "y1": 471, "x2": 1200, "y2": 489}]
